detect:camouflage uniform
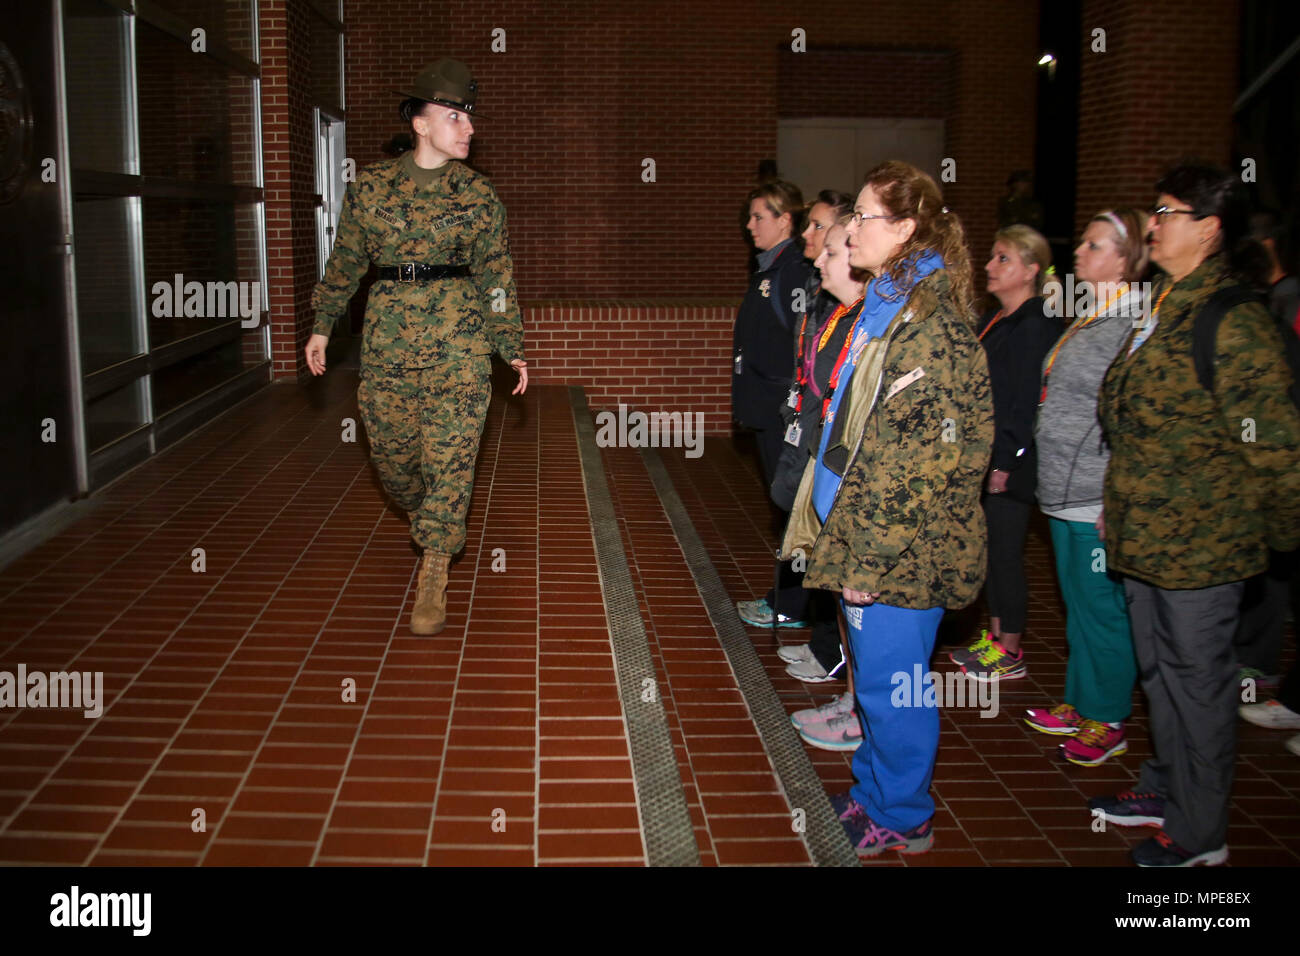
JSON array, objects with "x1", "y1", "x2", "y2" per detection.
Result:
[
  {"x1": 1099, "y1": 255, "x2": 1300, "y2": 587},
  {"x1": 310, "y1": 153, "x2": 523, "y2": 554},
  {"x1": 781, "y1": 270, "x2": 994, "y2": 608}
]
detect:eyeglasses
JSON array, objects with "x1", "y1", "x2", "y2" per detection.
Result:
[
  {"x1": 1150, "y1": 204, "x2": 1199, "y2": 222},
  {"x1": 849, "y1": 211, "x2": 898, "y2": 226}
]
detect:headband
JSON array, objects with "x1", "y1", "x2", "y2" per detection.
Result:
[{"x1": 1098, "y1": 211, "x2": 1129, "y2": 241}]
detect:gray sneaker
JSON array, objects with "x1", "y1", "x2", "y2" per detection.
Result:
[
  {"x1": 798, "y1": 711, "x2": 864, "y2": 752},
  {"x1": 790, "y1": 691, "x2": 854, "y2": 730},
  {"x1": 786, "y1": 656, "x2": 833, "y2": 683},
  {"x1": 777, "y1": 643, "x2": 813, "y2": 664},
  {"x1": 736, "y1": 598, "x2": 808, "y2": 628}
]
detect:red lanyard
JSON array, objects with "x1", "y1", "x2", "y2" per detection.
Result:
[{"x1": 978, "y1": 309, "x2": 1007, "y2": 342}]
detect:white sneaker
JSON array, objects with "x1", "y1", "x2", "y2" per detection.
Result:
[
  {"x1": 1238, "y1": 700, "x2": 1300, "y2": 730},
  {"x1": 1286, "y1": 734, "x2": 1300, "y2": 758},
  {"x1": 790, "y1": 691, "x2": 854, "y2": 730},
  {"x1": 777, "y1": 643, "x2": 813, "y2": 664},
  {"x1": 786, "y1": 656, "x2": 833, "y2": 683}
]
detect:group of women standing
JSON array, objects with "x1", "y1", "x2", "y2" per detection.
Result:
[{"x1": 731, "y1": 159, "x2": 1300, "y2": 867}]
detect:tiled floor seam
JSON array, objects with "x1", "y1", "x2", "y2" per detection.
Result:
[
  {"x1": 638, "y1": 447, "x2": 859, "y2": 868},
  {"x1": 568, "y1": 387, "x2": 699, "y2": 867}
]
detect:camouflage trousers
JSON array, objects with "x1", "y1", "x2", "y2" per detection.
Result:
[{"x1": 357, "y1": 354, "x2": 492, "y2": 554}]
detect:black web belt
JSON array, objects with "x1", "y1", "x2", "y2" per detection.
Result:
[{"x1": 377, "y1": 263, "x2": 472, "y2": 281}]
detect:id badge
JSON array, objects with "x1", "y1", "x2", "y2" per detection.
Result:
[
  {"x1": 784, "y1": 421, "x2": 802, "y2": 446},
  {"x1": 734, "y1": 352, "x2": 743, "y2": 375},
  {"x1": 786, "y1": 386, "x2": 799, "y2": 409}
]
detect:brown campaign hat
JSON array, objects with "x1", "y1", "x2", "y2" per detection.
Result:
[{"x1": 393, "y1": 58, "x2": 481, "y2": 116}]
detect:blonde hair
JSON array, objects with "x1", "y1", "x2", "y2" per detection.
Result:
[
  {"x1": 1087, "y1": 207, "x2": 1150, "y2": 282},
  {"x1": 861, "y1": 161, "x2": 975, "y2": 319},
  {"x1": 994, "y1": 224, "x2": 1052, "y2": 293}
]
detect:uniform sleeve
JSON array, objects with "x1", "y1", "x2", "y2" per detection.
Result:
[
  {"x1": 310, "y1": 181, "x2": 370, "y2": 339},
  {"x1": 1214, "y1": 304, "x2": 1300, "y2": 550},
  {"x1": 473, "y1": 192, "x2": 524, "y2": 364},
  {"x1": 994, "y1": 313, "x2": 1059, "y2": 472}
]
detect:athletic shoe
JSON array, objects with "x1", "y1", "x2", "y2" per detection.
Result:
[
  {"x1": 797, "y1": 712, "x2": 863, "y2": 752},
  {"x1": 1237, "y1": 666, "x2": 1281, "y2": 691},
  {"x1": 948, "y1": 629, "x2": 993, "y2": 667},
  {"x1": 736, "y1": 598, "x2": 808, "y2": 628},
  {"x1": 790, "y1": 691, "x2": 854, "y2": 730},
  {"x1": 1238, "y1": 699, "x2": 1300, "y2": 730},
  {"x1": 1132, "y1": 830, "x2": 1228, "y2": 867},
  {"x1": 1286, "y1": 733, "x2": 1300, "y2": 758},
  {"x1": 1087, "y1": 789, "x2": 1165, "y2": 828},
  {"x1": 1062, "y1": 720, "x2": 1128, "y2": 766},
  {"x1": 855, "y1": 817, "x2": 934, "y2": 857},
  {"x1": 962, "y1": 639, "x2": 1026, "y2": 682},
  {"x1": 786, "y1": 657, "x2": 835, "y2": 683},
  {"x1": 1024, "y1": 702, "x2": 1083, "y2": 736},
  {"x1": 777, "y1": 643, "x2": 813, "y2": 664},
  {"x1": 831, "y1": 792, "x2": 870, "y2": 846}
]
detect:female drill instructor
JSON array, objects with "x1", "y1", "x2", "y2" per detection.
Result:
[{"x1": 304, "y1": 59, "x2": 527, "y2": 636}]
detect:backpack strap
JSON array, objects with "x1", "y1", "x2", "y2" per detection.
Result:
[{"x1": 1191, "y1": 285, "x2": 1267, "y2": 393}]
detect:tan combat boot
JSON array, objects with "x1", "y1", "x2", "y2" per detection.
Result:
[{"x1": 410, "y1": 551, "x2": 451, "y2": 635}]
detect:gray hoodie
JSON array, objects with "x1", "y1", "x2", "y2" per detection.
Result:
[{"x1": 1035, "y1": 287, "x2": 1144, "y2": 517}]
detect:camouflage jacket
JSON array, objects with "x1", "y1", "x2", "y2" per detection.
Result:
[
  {"x1": 780, "y1": 270, "x2": 994, "y2": 609},
  {"x1": 1098, "y1": 255, "x2": 1300, "y2": 589},
  {"x1": 310, "y1": 155, "x2": 524, "y2": 368}
]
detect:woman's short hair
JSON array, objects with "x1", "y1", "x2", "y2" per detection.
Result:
[
  {"x1": 748, "y1": 180, "x2": 806, "y2": 241},
  {"x1": 1154, "y1": 161, "x2": 1247, "y2": 259},
  {"x1": 1087, "y1": 208, "x2": 1150, "y2": 282},
  {"x1": 994, "y1": 223, "x2": 1053, "y2": 293},
  {"x1": 862, "y1": 160, "x2": 975, "y2": 318}
]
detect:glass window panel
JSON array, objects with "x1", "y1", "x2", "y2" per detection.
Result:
[
  {"x1": 142, "y1": 199, "x2": 263, "y2": 348},
  {"x1": 85, "y1": 376, "x2": 148, "y2": 451},
  {"x1": 75, "y1": 196, "x2": 145, "y2": 373},
  {"x1": 148, "y1": 0, "x2": 257, "y2": 61},
  {"x1": 64, "y1": 0, "x2": 132, "y2": 174},
  {"x1": 310, "y1": 15, "x2": 342, "y2": 110},
  {"x1": 152, "y1": 339, "x2": 253, "y2": 416},
  {"x1": 136, "y1": 20, "x2": 258, "y2": 185}
]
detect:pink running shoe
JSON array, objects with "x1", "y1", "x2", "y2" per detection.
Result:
[
  {"x1": 1062, "y1": 720, "x2": 1127, "y2": 766},
  {"x1": 1024, "y1": 703, "x2": 1083, "y2": 736}
]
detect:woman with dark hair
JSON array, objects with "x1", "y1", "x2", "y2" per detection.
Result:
[
  {"x1": 950, "y1": 225, "x2": 1060, "y2": 682},
  {"x1": 733, "y1": 181, "x2": 815, "y2": 628},
  {"x1": 1090, "y1": 162, "x2": 1300, "y2": 866},
  {"x1": 781, "y1": 161, "x2": 993, "y2": 856},
  {"x1": 1024, "y1": 208, "x2": 1149, "y2": 766}
]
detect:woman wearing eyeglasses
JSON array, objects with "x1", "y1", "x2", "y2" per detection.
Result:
[
  {"x1": 1091, "y1": 162, "x2": 1300, "y2": 866},
  {"x1": 781, "y1": 161, "x2": 993, "y2": 856},
  {"x1": 1024, "y1": 208, "x2": 1149, "y2": 766}
]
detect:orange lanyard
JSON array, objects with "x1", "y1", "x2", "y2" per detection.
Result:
[
  {"x1": 978, "y1": 309, "x2": 1007, "y2": 342},
  {"x1": 819, "y1": 298, "x2": 860, "y2": 351},
  {"x1": 1039, "y1": 284, "x2": 1129, "y2": 404}
]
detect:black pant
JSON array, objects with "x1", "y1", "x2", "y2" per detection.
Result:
[
  {"x1": 983, "y1": 494, "x2": 1032, "y2": 634},
  {"x1": 806, "y1": 589, "x2": 845, "y2": 673},
  {"x1": 1233, "y1": 547, "x2": 1300, "y2": 674}
]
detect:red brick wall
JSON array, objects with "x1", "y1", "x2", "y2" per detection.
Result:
[
  {"x1": 263, "y1": 0, "x2": 323, "y2": 378},
  {"x1": 1076, "y1": 0, "x2": 1240, "y2": 233}
]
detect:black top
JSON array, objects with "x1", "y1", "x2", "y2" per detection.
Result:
[
  {"x1": 731, "y1": 241, "x2": 815, "y2": 429},
  {"x1": 978, "y1": 295, "x2": 1062, "y2": 503}
]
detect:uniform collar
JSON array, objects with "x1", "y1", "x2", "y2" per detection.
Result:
[{"x1": 757, "y1": 238, "x2": 794, "y2": 272}]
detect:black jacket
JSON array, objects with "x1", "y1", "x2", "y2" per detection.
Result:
[
  {"x1": 732, "y1": 240, "x2": 815, "y2": 429},
  {"x1": 977, "y1": 296, "x2": 1061, "y2": 503}
]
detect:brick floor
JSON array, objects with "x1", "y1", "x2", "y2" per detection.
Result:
[{"x1": 0, "y1": 375, "x2": 1296, "y2": 866}]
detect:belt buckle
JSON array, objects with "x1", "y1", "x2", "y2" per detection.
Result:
[{"x1": 398, "y1": 262, "x2": 415, "y2": 282}]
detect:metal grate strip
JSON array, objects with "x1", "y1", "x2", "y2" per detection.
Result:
[
  {"x1": 639, "y1": 446, "x2": 860, "y2": 867},
  {"x1": 568, "y1": 387, "x2": 700, "y2": 867}
]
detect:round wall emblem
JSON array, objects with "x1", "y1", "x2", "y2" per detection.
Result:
[{"x1": 0, "y1": 42, "x2": 35, "y2": 206}]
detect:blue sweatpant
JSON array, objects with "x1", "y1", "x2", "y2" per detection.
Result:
[{"x1": 845, "y1": 600, "x2": 945, "y2": 832}]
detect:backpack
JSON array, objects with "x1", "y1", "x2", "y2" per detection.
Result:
[{"x1": 1191, "y1": 285, "x2": 1300, "y2": 409}]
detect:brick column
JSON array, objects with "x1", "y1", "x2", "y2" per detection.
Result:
[{"x1": 1076, "y1": 0, "x2": 1239, "y2": 233}]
